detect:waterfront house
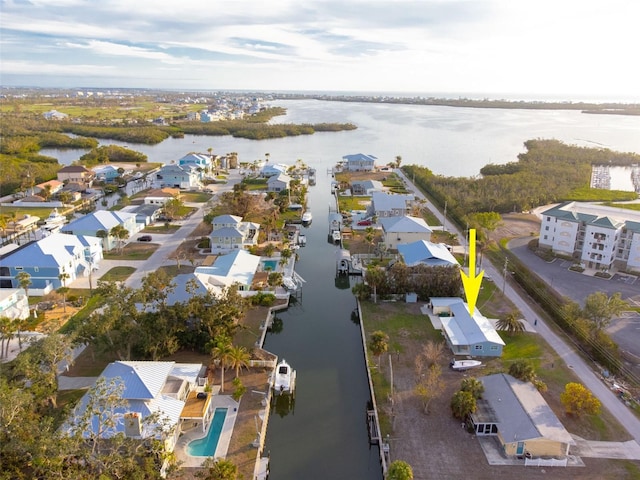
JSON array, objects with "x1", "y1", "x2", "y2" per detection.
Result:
[
  {"x1": 57, "y1": 165, "x2": 94, "y2": 189},
  {"x1": 267, "y1": 173, "x2": 291, "y2": 193},
  {"x1": 34, "y1": 179, "x2": 64, "y2": 197},
  {"x1": 471, "y1": 373, "x2": 575, "y2": 460},
  {"x1": 156, "y1": 164, "x2": 201, "y2": 189},
  {"x1": 0, "y1": 233, "x2": 102, "y2": 294},
  {"x1": 430, "y1": 297, "x2": 504, "y2": 357},
  {"x1": 368, "y1": 191, "x2": 415, "y2": 218},
  {"x1": 342, "y1": 153, "x2": 377, "y2": 172},
  {"x1": 261, "y1": 163, "x2": 289, "y2": 178},
  {"x1": 193, "y1": 249, "x2": 261, "y2": 296},
  {"x1": 143, "y1": 188, "x2": 179, "y2": 205},
  {"x1": 92, "y1": 165, "x2": 120, "y2": 183},
  {"x1": 210, "y1": 215, "x2": 260, "y2": 252},
  {"x1": 397, "y1": 240, "x2": 458, "y2": 267},
  {"x1": 178, "y1": 152, "x2": 213, "y2": 171},
  {"x1": 380, "y1": 216, "x2": 432, "y2": 250},
  {"x1": 0, "y1": 288, "x2": 30, "y2": 320},
  {"x1": 538, "y1": 201, "x2": 640, "y2": 273},
  {"x1": 65, "y1": 361, "x2": 210, "y2": 476},
  {"x1": 61, "y1": 210, "x2": 139, "y2": 251},
  {"x1": 351, "y1": 179, "x2": 384, "y2": 196}
]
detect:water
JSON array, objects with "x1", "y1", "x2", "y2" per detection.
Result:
[
  {"x1": 261, "y1": 259, "x2": 279, "y2": 271},
  {"x1": 263, "y1": 172, "x2": 383, "y2": 480},
  {"x1": 41, "y1": 100, "x2": 640, "y2": 179},
  {"x1": 187, "y1": 408, "x2": 228, "y2": 457}
]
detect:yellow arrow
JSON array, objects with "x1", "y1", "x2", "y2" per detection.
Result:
[{"x1": 460, "y1": 229, "x2": 484, "y2": 316}]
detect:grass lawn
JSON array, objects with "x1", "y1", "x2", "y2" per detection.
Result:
[
  {"x1": 103, "y1": 243, "x2": 157, "y2": 260},
  {"x1": 337, "y1": 195, "x2": 370, "y2": 212},
  {"x1": 144, "y1": 224, "x2": 181, "y2": 233},
  {"x1": 181, "y1": 192, "x2": 212, "y2": 203},
  {"x1": 100, "y1": 266, "x2": 136, "y2": 282}
]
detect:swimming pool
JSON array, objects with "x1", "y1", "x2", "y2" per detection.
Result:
[
  {"x1": 262, "y1": 259, "x2": 278, "y2": 271},
  {"x1": 187, "y1": 408, "x2": 228, "y2": 457}
]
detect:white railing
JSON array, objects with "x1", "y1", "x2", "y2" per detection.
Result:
[{"x1": 525, "y1": 457, "x2": 568, "y2": 467}]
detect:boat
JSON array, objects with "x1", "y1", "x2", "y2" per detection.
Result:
[
  {"x1": 308, "y1": 168, "x2": 316, "y2": 186},
  {"x1": 301, "y1": 211, "x2": 312, "y2": 224},
  {"x1": 449, "y1": 359, "x2": 482, "y2": 371},
  {"x1": 332, "y1": 230, "x2": 341, "y2": 243},
  {"x1": 42, "y1": 208, "x2": 66, "y2": 234},
  {"x1": 298, "y1": 234, "x2": 306, "y2": 246},
  {"x1": 272, "y1": 359, "x2": 296, "y2": 395}
]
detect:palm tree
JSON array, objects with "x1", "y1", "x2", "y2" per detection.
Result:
[
  {"x1": 369, "y1": 330, "x2": 389, "y2": 367},
  {"x1": 16, "y1": 272, "x2": 32, "y2": 338},
  {"x1": 228, "y1": 345, "x2": 250, "y2": 378},
  {"x1": 211, "y1": 341, "x2": 234, "y2": 393},
  {"x1": 495, "y1": 311, "x2": 525, "y2": 336},
  {"x1": 109, "y1": 224, "x2": 129, "y2": 254},
  {"x1": 58, "y1": 271, "x2": 70, "y2": 313}
]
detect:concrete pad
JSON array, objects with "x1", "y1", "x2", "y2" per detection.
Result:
[{"x1": 572, "y1": 435, "x2": 640, "y2": 459}]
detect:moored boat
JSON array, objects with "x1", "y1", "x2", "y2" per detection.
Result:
[
  {"x1": 449, "y1": 359, "x2": 482, "y2": 371},
  {"x1": 272, "y1": 359, "x2": 296, "y2": 395},
  {"x1": 301, "y1": 211, "x2": 312, "y2": 224}
]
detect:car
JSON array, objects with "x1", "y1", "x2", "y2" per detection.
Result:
[
  {"x1": 138, "y1": 235, "x2": 152, "y2": 242},
  {"x1": 357, "y1": 219, "x2": 372, "y2": 226}
]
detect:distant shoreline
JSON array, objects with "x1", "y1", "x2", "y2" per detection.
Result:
[{"x1": 271, "y1": 93, "x2": 640, "y2": 116}]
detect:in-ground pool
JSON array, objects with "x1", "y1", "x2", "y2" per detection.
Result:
[
  {"x1": 187, "y1": 408, "x2": 228, "y2": 457},
  {"x1": 262, "y1": 259, "x2": 278, "y2": 271}
]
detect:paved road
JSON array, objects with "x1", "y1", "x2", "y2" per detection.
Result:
[{"x1": 394, "y1": 169, "x2": 640, "y2": 443}]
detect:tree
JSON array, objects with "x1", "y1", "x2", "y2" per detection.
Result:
[
  {"x1": 109, "y1": 224, "x2": 130, "y2": 254},
  {"x1": 394, "y1": 155, "x2": 402, "y2": 169},
  {"x1": 415, "y1": 364, "x2": 444, "y2": 414},
  {"x1": 228, "y1": 345, "x2": 250, "y2": 378},
  {"x1": 58, "y1": 271, "x2": 70, "y2": 313},
  {"x1": 495, "y1": 311, "x2": 525, "y2": 336},
  {"x1": 369, "y1": 330, "x2": 389, "y2": 368},
  {"x1": 460, "y1": 377, "x2": 484, "y2": 399},
  {"x1": 560, "y1": 382, "x2": 601, "y2": 417},
  {"x1": 387, "y1": 460, "x2": 413, "y2": 480},
  {"x1": 583, "y1": 291, "x2": 627, "y2": 333},
  {"x1": 419, "y1": 340, "x2": 445, "y2": 368},
  {"x1": 211, "y1": 339, "x2": 234, "y2": 393},
  {"x1": 196, "y1": 458, "x2": 239, "y2": 480},
  {"x1": 508, "y1": 359, "x2": 536, "y2": 382},
  {"x1": 465, "y1": 211, "x2": 502, "y2": 267},
  {"x1": 16, "y1": 270, "x2": 32, "y2": 304},
  {"x1": 364, "y1": 226, "x2": 375, "y2": 254},
  {"x1": 450, "y1": 390, "x2": 476, "y2": 420}
]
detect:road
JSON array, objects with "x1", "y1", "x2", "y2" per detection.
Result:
[{"x1": 394, "y1": 168, "x2": 640, "y2": 443}]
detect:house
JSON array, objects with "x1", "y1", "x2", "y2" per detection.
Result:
[
  {"x1": 210, "y1": 215, "x2": 260, "y2": 252},
  {"x1": 342, "y1": 153, "x2": 377, "y2": 172},
  {"x1": 65, "y1": 361, "x2": 210, "y2": 475},
  {"x1": 430, "y1": 297, "x2": 504, "y2": 357},
  {"x1": 126, "y1": 203, "x2": 163, "y2": 226},
  {"x1": 538, "y1": 201, "x2": 640, "y2": 273},
  {"x1": 143, "y1": 188, "x2": 179, "y2": 205},
  {"x1": 0, "y1": 288, "x2": 30, "y2": 320},
  {"x1": 397, "y1": 240, "x2": 458, "y2": 267},
  {"x1": 193, "y1": 249, "x2": 261, "y2": 296},
  {"x1": 261, "y1": 163, "x2": 289, "y2": 178},
  {"x1": 34, "y1": 179, "x2": 64, "y2": 197},
  {"x1": 267, "y1": 173, "x2": 291, "y2": 193},
  {"x1": 155, "y1": 164, "x2": 201, "y2": 189},
  {"x1": 178, "y1": 153, "x2": 213, "y2": 171},
  {"x1": 380, "y1": 216, "x2": 432, "y2": 250},
  {"x1": 471, "y1": 373, "x2": 575, "y2": 459},
  {"x1": 57, "y1": 165, "x2": 94, "y2": 190},
  {"x1": 92, "y1": 165, "x2": 120, "y2": 183},
  {"x1": 368, "y1": 192, "x2": 415, "y2": 218},
  {"x1": 0, "y1": 233, "x2": 102, "y2": 294},
  {"x1": 43, "y1": 109, "x2": 68, "y2": 120},
  {"x1": 61, "y1": 210, "x2": 139, "y2": 251},
  {"x1": 351, "y1": 179, "x2": 384, "y2": 196}
]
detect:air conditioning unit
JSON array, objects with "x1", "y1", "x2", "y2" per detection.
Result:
[{"x1": 124, "y1": 412, "x2": 142, "y2": 438}]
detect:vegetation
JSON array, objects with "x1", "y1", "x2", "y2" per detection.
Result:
[
  {"x1": 450, "y1": 390, "x2": 476, "y2": 420},
  {"x1": 386, "y1": 460, "x2": 414, "y2": 480},
  {"x1": 560, "y1": 382, "x2": 602, "y2": 417}
]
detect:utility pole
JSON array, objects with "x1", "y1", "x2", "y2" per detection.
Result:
[{"x1": 502, "y1": 257, "x2": 509, "y2": 294}]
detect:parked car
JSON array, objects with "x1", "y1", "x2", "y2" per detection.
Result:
[
  {"x1": 357, "y1": 219, "x2": 372, "y2": 226},
  {"x1": 138, "y1": 235, "x2": 152, "y2": 242}
]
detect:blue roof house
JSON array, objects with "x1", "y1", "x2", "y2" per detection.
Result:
[
  {"x1": 397, "y1": 240, "x2": 458, "y2": 267},
  {"x1": 342, "y1": 154, "x2": 377, "y2": 172},
  {"x1": 430, "y1": 297, "x2": 505, "y2": 357},
  {"x1": 156, "y1": 164, "x2": 201, "y2": 189},
  {"x1": 178, "y1": 153, "x2": 213, "y2": 171},
  {"x1": 61, "y1": 211, "x2": 139, "y2": 251},
  {"x1": 0, "y1": 233, "x2": 103, "y2": 295},
  {"x1": 380, "y1": 216, "x2": 432, "y2": 250}
]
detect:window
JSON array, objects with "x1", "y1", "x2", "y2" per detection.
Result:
[
  {"x1": 15, "y1": 267, "x2": 23, "y2": 271},
  {"x1": 34, "y1": 267, "x2": 39, "y2": 272},
  {"x1": 474, "y1": 345, "x2": 483, "y2": 351},
  {"x1": 490, "y1": 345, "x2": 499, "y2": 351}
]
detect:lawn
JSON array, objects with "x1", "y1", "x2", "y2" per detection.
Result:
[
  {"x1": 103, "y1": 243, "x2": 157, "y2": 260},
  {"x1": 99, "y1": 266, "x2": 136, "y2": 282},
  {"x1": 181, "y1": 192, "x2": 212, "y2": 203}
]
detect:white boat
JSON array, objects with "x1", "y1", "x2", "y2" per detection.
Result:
[
  {"x1": 449, "y1": 359, "x2": 482, "y2": 371},
  {"x1": 298, "y1": 234, "x2": 306, "y2": 246},
  {"x1": 42, "y1": 208, "x2": 66, "y2": 233},
  {"x1": 332, "y1": 230, "x2": 341, "y2": 243},
  {"x1": 302, "y1": 211, "x2": 312, "y2": 224},
  {"x1": 272, "y1": 359, "x2": 296, "y2": 395}
]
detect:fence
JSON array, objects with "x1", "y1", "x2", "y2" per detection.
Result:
[{"x1": 525, "y1": 457, "x2": 568, "y2": 467}]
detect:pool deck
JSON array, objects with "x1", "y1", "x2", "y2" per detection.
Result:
[{"x1": 175, "y1": 394, "x2": 240, "y2": 468}]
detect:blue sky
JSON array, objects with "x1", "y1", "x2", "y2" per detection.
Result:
[{"x1": 1, "y1": 0, "x2": 639, "y2": 100}]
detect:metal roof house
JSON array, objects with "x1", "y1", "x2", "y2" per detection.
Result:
[
  {"x1": 61, "y1": 210, "x2": 139, "y2": 251},
  {"x1": 430, "y1": 297, "x2": 504, "y2": 357},
  {"x1": 471, "y1": 373, "x2": 575, "y2": 460},
  {"x1": 210, "y1": 215, "x2": 260, "y2": 253},
  {"x1": 380, "y1": 216, "x2": 432, "y2": 250},
  {"x1": 0, "y1": 233, "x2": 102, "y2": 294},
  {"x1": 397, "y1": 240, "x2": 458, "y2": 267},
  {"x1": 368, "y1": 191, "x2": 415, "y2": 218},
  {"x1": 342, "y1": 153, "x2": 377, "y2": 172},
  {"x1": 193, "y1": 249, "x2": 262, "y2": 296}
]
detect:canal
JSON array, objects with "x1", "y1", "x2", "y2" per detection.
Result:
[{"x1": 263, "y1": 170, "x2": 383, "y2": 479}]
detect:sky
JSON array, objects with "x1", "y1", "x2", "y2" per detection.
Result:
[{"x1": 1, "y1": 0, "x2": 639, "y2": 100}]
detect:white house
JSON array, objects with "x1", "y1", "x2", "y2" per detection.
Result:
[
  {"x1": 210, "y1": 215, "x2": 260, "y2": 252},
  {"x1": 267, "y1": 173, "x2": 291, "y2": 193},
  {"x1": 193, "y1": 250, "x2": 261, "y2": 296},
  {"x1": 261, "y1": 163, "x2": 289, "y2": 177},
  {"x1": 61, "y1": 210, "x2": 139, "y2": 251},
  {"x1": 538, "y1": 201, "x2": 640, "y2": 273},
  {"x1": 156, "y1": 164, "x2": 201, "y2": 189},
  {"x1": 397, "y1": 240, "x2": 459, "y2": 267},
  {"x1": 342, "y1": 153, "x2": 377, "y2": 172},
  {"x1": 368, "y1": 192, "x2": 415, "y2": 218},
  {"x1": 380, "y1": 215, "x2": 432, "y2": 250},
  {"x1": 143, "y1": 188, "x2": 179, "y2": 205},
  {"x1": 430, "y1": 297, "x2": 504, "y2": 357}
]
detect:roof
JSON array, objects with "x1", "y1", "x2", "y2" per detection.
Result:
[
  {"x1": 0, "y1": 233, "x2": 100, "y2": 268},
  {"x1": 213, "y1": 214, "x2": 242, "y2": 225},
  {"x1": 268, "y1": 173, "x2": 292, "y2": 184},
  {"x1": 477, "y1": 373, "x2": 575, "y2": 445},
  {"x1": 397, "y1": 240, "x2": 458, "y2": 267},
  {"x1": 194, "y1": 250, "x2": 261, "y2": 294},
  {"x1": 542, "y1": 201, "x2": 640, "y2": 230},
  {"x1": 58, "y1": 165, "x2": 90, "y2": 173},
  {"x1": 61, "y1": 210, "x2": 136, "y2": 232},
  {"x1": 145, "y1": 188, "x2": 176, "y2": 198},
  {"x1": 371, "y1": 191, "x2": 414, "y2": 211},
  {"x1": 342, "y1": 153, "x2": 377, "y2": 163},
  {"x1": 380, "y1": 215, "x2": 432, "y2": 234},
  {"x1": 211, "y1": 226, "x2": 243, "y2": 238},
  {"x1": 439, "y1": 299, "x2": 505, "y2": 347}
]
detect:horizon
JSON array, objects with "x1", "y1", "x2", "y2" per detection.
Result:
[{"x1": 2, "y1": 1, "x2": 639, "y2": 101}]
